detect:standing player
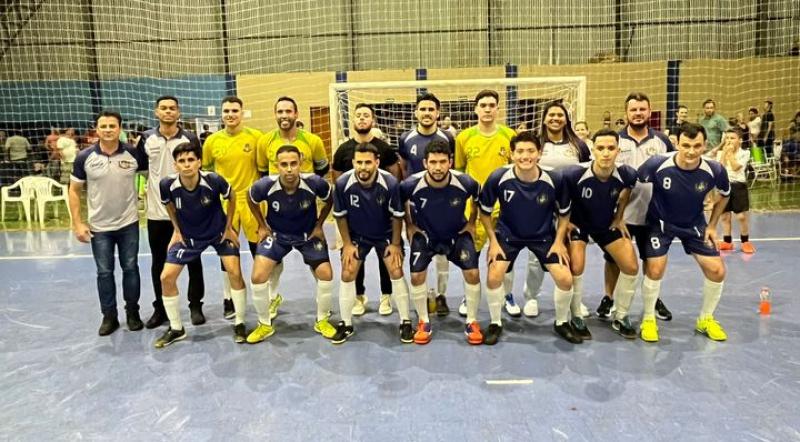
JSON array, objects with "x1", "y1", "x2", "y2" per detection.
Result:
[
  {"x1": 561, "y1": 128, "x2": 641, "y2": 339},
  {"x1": 139, "y1": 95, "x2": 206, "y2": 329},
  {"x1": 401, "y1": 140, "x2": 483, "y2": 344},
  {"x1": 255, "y1": 96, "x2": 330, "y2": 321},
  {"x1": 454, "y1": 90, "x2": 516, "y2": 316},
  {"x1": 245, "y1": 145, "x2": 337, "y2": 342},
  {"x1": 332, "y1": 103, "x2": 401, "y2": 317},
  {"x1": 332, "y1": 143, "x2": 413, "y2": 343},
  {"x1": 154, "y1": 143, "x2": 246, "y2": 347},
  {"x1": 637, "y1": 123, "x2": 730, "y2": 342},
  {"x1": 202, "y1": 96, "x2": 262, "y2": 320},
  {"x1": 600, "y1": 92, "x2": 674, "y2": 321},
  {"x1": 397, "y1": 93, "x2": 455, "y2": 316},
  {"x1": 480, "y1": 131, "x2": 577, "y2": 344}
]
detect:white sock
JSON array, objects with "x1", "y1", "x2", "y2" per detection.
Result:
[
  {"x1": 391, "y1": 277, "x2": 411, "y2": 322},
  {"x1": 251, "y1": 281, "x2": 271, "y2": 325},
  {"x1": 503, "y1": 270, "x2": 514, "y2": 295},
  {"x1": 435, "y1": 255, "x2": 449, "y2": 295},
  {"x1": 613, "y1": 272, "x2": 638, "y2": 320},
  {"x1": 700, "y1": 278, "x2": 724, "y2": 318},
  {"x1": 339, "y1": 280, "x2": 356, "y2": 326},
  {"x1": 486, "y1": 285, "x2": 504, "y2": 326},
  {"x1": 553, "y1": 285, "x2": 573, "y2": 325},
  {"x1": 163, "y1": 295, "x2": 182, "y2": 331},
  {"x1": 641, "y1": 276, "x2": 661, "y2": 320},
  {"x1": 411, "y1": 283, "x2": 429, "y2": 323},
  {"x1": 571, "y1": 273, "x2": 584, "y2": 317},
  {"x1": 464, "y1": 282, "x2": 481, "y2": 324},
  {"x1": 270, "y1": 262, "x2": 283, "y2": 301},
  {"x1": 221, "y1": 271, "x2": 232, "y2": 300},
  {"x1": 230, "y1": 287, "x2": 247, "y2": 325},
  {"x1": 316, "y1": 279, "x2": 333, "y2": 321},
  {"x1": 523, "y1": 256, "x2": 544, "y2": 300}
]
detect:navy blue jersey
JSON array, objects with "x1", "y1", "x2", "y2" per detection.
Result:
[
  {"x1": 400, "y1": 170, "x2": 480, "y2": 242},
  {"x1": 562, "y1": 162, "x2": 637, "y2": 233},
  {"x1": 249, "y1": 173, "x2": 331, "y2": 241},
  {"x1": 638, "y1": 153, "x2": 730, "y2": 230},
  {"x1": 333, "y1": 169, "x2": 404, "y2": 241},
  {"x1": 159, "y1": 171, "x2": 231, "y2": 242},
  {"x1": 479, "y1": 165, "x2": 570, "y2": 242},
  {"x1": 398, "y1": 128, "x2": 454, "y2": 175}
]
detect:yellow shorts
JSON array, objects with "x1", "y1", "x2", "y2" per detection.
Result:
[
  {"x1": 228, "y1": 196, "x2": 260, "y2": 244},
  {"x1": 466, "y1": 199, "x2": 499, "y2": 252}
]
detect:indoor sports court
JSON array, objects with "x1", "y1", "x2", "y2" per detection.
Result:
[{"x1": 1, "y1": 0, "x2": 799, "y2": 440}]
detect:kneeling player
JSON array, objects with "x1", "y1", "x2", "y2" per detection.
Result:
[
  {"x1": 480, "y1": 131, "x2": 578, "y2": 344},
  {"x1": 332, "y1": 143, "x2": 413, "y2": 344},
  {"x1": 637, "y1": 123, "x2": 730, "y2": 342},
  {"x1": 155, "y1": 142, "x2": 246, "y2": 348},
  {"x1": 401, "y1": 140, "x2": 482, "y2": 344},
  {"x1": 562, "y1": 128, "x2": 640, "y2": 340},
  {"x1": 246, "y1": 145, "x2": 337, "y2": 343}
]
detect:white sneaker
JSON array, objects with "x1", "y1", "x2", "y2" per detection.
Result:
[
  {"x1": 579, "y1": 303, "x2": 590, "y2": 319},
  {"x1": 523, "y1": 299, "x2": 539, "y2": 317},
  {"x1": 379, "y1": 294, "x2": 392, "y2": 316},
  {"x1": 458, "y1": 297, "x2": 467, "y2": 317},
  {"x1": 504, "y1": 293, "x2": 521, "y2": 317},
  {"x1": 353, "y1": 295, "x2": 367, "y2": 316}
]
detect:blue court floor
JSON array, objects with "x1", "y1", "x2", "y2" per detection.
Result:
[{"x1": 1, "y1": 213, "x2": 799, "y2": 441}]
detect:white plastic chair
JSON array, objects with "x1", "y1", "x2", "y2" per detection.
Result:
[
  {"x1": 1, "y1": 177, "x2": 36, "y2": 224},
  {"x1": 750, "y1": 147, "x2": 778, "y2": 188},
  {"x1": 28, "y1": 176, "x2": 71, "y2": 228}
]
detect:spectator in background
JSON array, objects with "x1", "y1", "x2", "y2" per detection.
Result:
[
  {"x1": 614, "y1": 118, "x2": 626, "y2": 132},
  {"x1": 515, "y1": 121, "x2": 529, "y2": 134},
  {"x1": 199, "y1": 124, "x2": 213, "y2": 146},
  {"x1": 602, "y1": 111, "x2": 612, "y2": 129},
  {"x1": 782, "y1": 111, "x2": 800, "y2": 176},
  {"x1": 759, "y1": 100, "x2": 776, "y2": 156},
  {"x1": 574, "y1": 121, "x2": 593, "y2": 150},
  {"x1": 58, "y1": 128, "x2": 78, "y2": 185},
  {"x1": 747, "y1": 107, "x2": 761, "y2": 147},
  {"x1": 699, "y1": 98, "x2": 729, "y2": 153},
  {"x1": 295, "y1": 120, "x2": 305, "y2": 129},
  {"x1": 667, "y1": 104, "x2": 688, "y2": 136},
  {"x1": 5, "y1": 132, "x2": 31, "y2": 182},
  {"x1": 45, "y1": 127, "x2": 62, "y2": 180},
  {"x1": 82, "y1": 125, "x2": 99, "y2": 150},
  {"x1": 731, "y1": 112, "x2": 751, "y2": 148},
  {"x1": 441, "y1": 115, "x2": 458, "y2": 138}
]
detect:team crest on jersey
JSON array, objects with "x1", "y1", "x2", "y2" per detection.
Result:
[
  {"x1": 300, "y1": 199, "x2": 312, "y2": 209},
  {"x1": 313, "y1": 240, "x2": 324, "y2": 251},
  {"x1": 118, "y1": 160, "x2": 135, "y2": 169},
  {"x1": 243, "y1": 143, "x2": 252, "y2": 153},
  {"x1": 450, "y1": 197, "x2": 461, "y2": 207},
  {"x1": 610, "y1": 188, "x2": 620, "y2": 199},
  {"x1": 376, "y1": 194, "x2": 386, "y2": 206},
  {"x1": 537, "y1": 194, "x2": 548, "y2": 205},
  {"x1": 695, "y1": 181, "x2": 708, "y2": 192},
  {"x1": 459, "y1": 248, "x2": 471, "y2": 263},
  {"x1": 200, "y1": 196, "x2": 212, "y2": 207},
  {"x1": 646, "y1": 146, "x2": 657, "y2": 155}
]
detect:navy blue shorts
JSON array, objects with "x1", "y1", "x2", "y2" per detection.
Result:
[
  {"x1": 604, "y1": 224, "x2": 649, "y2": 263},
  {"x1": 643, "y1": 223, "x2": 719, "y2": 258},
  {"x1": 409, "y1": 232, "x2": 478, "y2": 273},
  {"x1": 349, "y1": 235, "x2": 394, "y2": 262},
  {"x1": 570, "y1": 226, "x2": 624, "y2": 248},
  {"x1": 166, "y1": 235, "x2": 239, "y2": 265},
  {"x1": 255, "y1": 235, "x2": 330, "y2": 269},
  {"x1": 494, "y1": 236, "x2": 560, "y2": 270}
]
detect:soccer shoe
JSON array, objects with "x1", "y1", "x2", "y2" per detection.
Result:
[
  {"x1": 435, "y1": 295, "x2": 450, "y2": 317},
  {"x1": 458, "y1": 298, "x2": 468, "y2": 317},
  {"x1": 640, "y1": 317, "x2": 659, "y2": 342},
  {"x1": 413, "y1": 320, "x2": 432, "y2": 344},
  {"x1": 145, "y1": 309, "x2": 167, "y2": 329},
  {"x1": 379, "y1": 294, "x2": 393, "y2": 316},
  {"x1": 126, "y1": 310, "x2": 143, "y2": 331},
  {"x1": 154, "y1": 327, "x2": 187, "y2": 349},
  {"x1": 464, "y1": 321, "x2": 483, "y2": 345},
  {"x1": 353, "y1": 295, "x2": 367, "y2": 316},
  {"x1": 554, "y1": 321, "x2": 582, "y2": 344},
  {"x1": 223, "y1": 299, "x2": 235, "y2": 320},
  {"x1": 331, "y1": 321, "x2": 354, "y2": 344},
  {"x1": 233, "y1": 323, "x2": 247, "y2": 344},
  {"x1": 570, "y1": 317, "x2": 592, "y2": 341},
  {"x1": 504, "y1": 294, "x2": 522, "y2": 317},
  {"x1": 523, "y1": 299, "x2": 539, "y2": 318},
  {"x1": 579, "y1": 303, "x2": 590, "y2": 319},
  {"x1": 314, "y1": 318, "x2": 337, "y2": 339},
  {"x1": 483, "y1": 323, "x2": 503, "y2": 345},
  {"x1": 612, "y1": 316, "x2": 637, "y2": 339},
  {"x1": 695, "y1": 316, "x2": 727, "y2": 341},
  {"x1": 269, "y1": 294, "x2": 283, "y2": 320},
  {"x1": 190, "y1": 305, "x2": 206, "y2": 326},
  {"x1": 655, "y1": 298, "x2": 673, "y2": 321},
  {"x1": 596, "y1": 295, "x2": 614, "y2": 320},
  {"x1": 246, "y1": 322, "x2": 275, "y2": 344},
  {"x1": 718, "y1": 241, "x2": 734, "y2": 251},
  {"x1": 98, "y1": 314, "x2": 120, "y2": 336},
  {"x1": 399, "y1": 320, "x2": 413, "y2": 343},
  {"x1": 740, "y1": 241, "x2": 756, "y2": 254}
]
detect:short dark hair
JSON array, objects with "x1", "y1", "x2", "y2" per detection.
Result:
[
  {"x1": 677, "y1": 122, "x2": 707, "y2": 141},
  {"x1": 416, "y1": 93, "x2": 440, "y2": 109},
  {"x1": 424, "y1": 139, "x2": 451, "y2": 159},
  {"x1": 510, "y1": 130, "x2": 540, "y2": 151},
  {"x1": 354, "y1": 142, "x2": 379, "y2": 158},
  {"x1": 222, "y1": 96, "x2": 243, "y2": 107},
  {"x1": 275, "y1": 96, "x2": 298, "y2": 112},
  {"x1": 172, "y1": 141, "x2": 201, "y2": 160},
  {"x1": 749, "y1": 107, "x2": 759, "y2": 114},
  {"x1": 765, "y1": 100, "x2": 773, "y2": 107},
  {"x1": 625, "y1": 92, "x2": 650, "y2": 108},
  {"x1": 354, "y1": 103, "x2": 375, "y2": 117},
  {"x1": 155, "y1": 95, "x2": 179, "y2": 107},
  {"x1": 702, "y1": 99, "x2": 716, "y2": 107},
  {"x1": 592, "y1": 127, "x2": 619, "y2": 143},
  {"x1": 474, "y1": 89, "x2": 499, "y2": 104},
  {"x1": 275, "y1": 144, "x2": 301, "y2": 159},
  {"x1": 678, "y1": 104, "x2": 688, "y2": 110},
  {"x1": 615, "y1": 118, "x2": 626, "y2": 125},
  {"x1": 96, "y1": 110, "x2": 122, "y2": 126},
  {"x1": 724, "y1": 127, "x2": 744, "y2": 139}
]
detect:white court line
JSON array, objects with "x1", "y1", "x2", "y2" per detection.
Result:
[
  {"x1": 485, "y1": 379, "x2": 534, "y2": 385},
  {"x1": 1, "y1": 236, "x2": 799, "y2": 261}
]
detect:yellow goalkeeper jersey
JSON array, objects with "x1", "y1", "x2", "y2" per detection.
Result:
[{"x1": 455, "y1": 124, "x2": 516, "y2": 185}]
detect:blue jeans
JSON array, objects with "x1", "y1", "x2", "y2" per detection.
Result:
[{"x1": 90, "y1": 222, "x2": 141, "y2": 315}]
